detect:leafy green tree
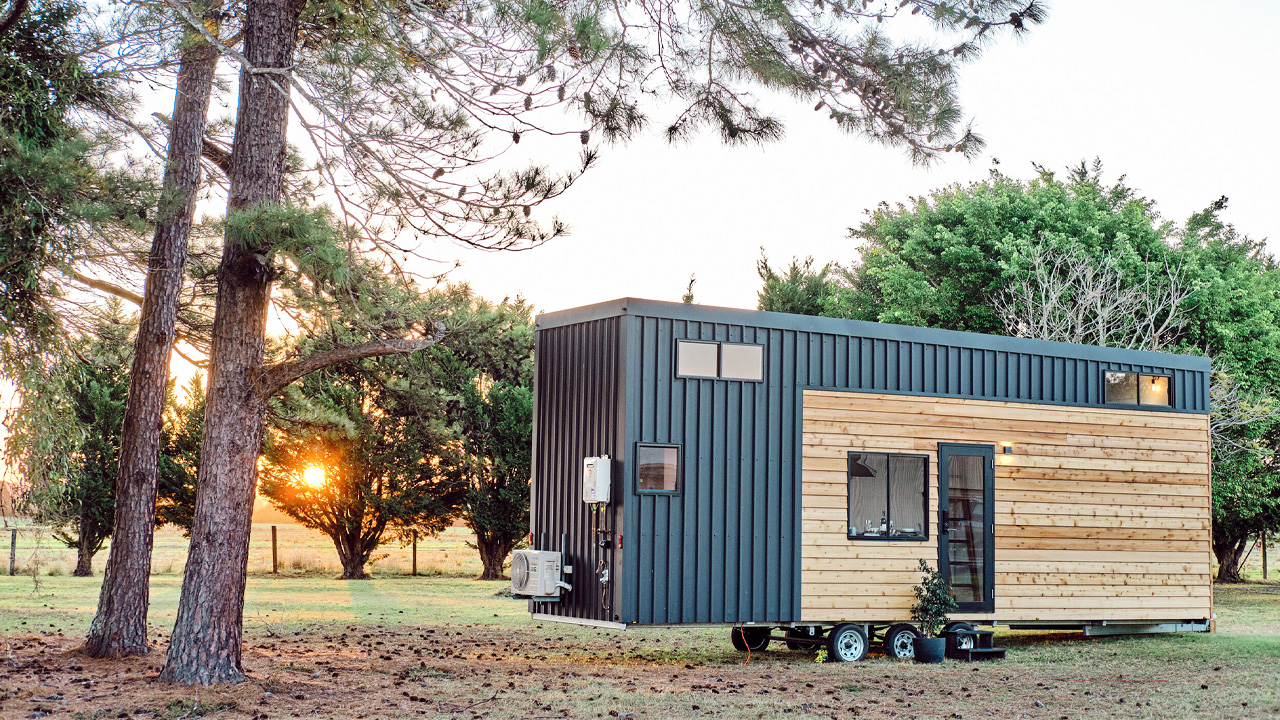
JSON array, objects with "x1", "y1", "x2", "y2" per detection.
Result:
[
  {"x1": 156, "y1": 374, "x2": 206, "y2": 533},
  {"x1": 451, "y1": 378, "x2": 533, "y2": 580},
  {"x1": 757, "y1": 254, "x2": 836, "y2": 315},
  {"x1": 7, "y1": 305, "x2": 132, "y2": 576},
  {"x1": 259, "y1": 356, "x2": 465, "y2": 579},
  {"x1": 830, "y1": 164, "x2": 1280, "y2": 581},
  {"x1": 420, "y1": 293, "x2": 534, "y2": 579},
  {"x1": 831, "y1": 161, "x2": 1175, "y2": 331}
]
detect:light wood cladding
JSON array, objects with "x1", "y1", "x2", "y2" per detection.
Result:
[{"x1": 800, "y1": 390, "x2": 1212, "y2": 624}]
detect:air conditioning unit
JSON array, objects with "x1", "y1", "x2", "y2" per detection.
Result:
[{"x1": 510, "y1": 550, "x2": 571, "y2": 600}]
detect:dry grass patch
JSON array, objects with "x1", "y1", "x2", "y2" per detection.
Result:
[{"x1": 0, "y1": 577, "x2": 1276, "y2": 719}]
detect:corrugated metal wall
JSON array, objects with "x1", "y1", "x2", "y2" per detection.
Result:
[
  {"x1": 532, "y1": 300, "x2": 1210, "y2": 627},
  {"x1": 529, "y1": 317, "x2": 624, "y2": 622},
  {"x1": 619, "y1": 312, "x2": 1206, "y2": 626}
]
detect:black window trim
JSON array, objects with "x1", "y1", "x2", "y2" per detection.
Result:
[
  {"x1": 634, "y1": 442, "x2": 683, "y2": 495},
  {"x1": 673, "y1": 338, "x2": 765, "y2": 382},
  {"x1": 1101, "y1": 369, "x2": 1173, "y2": 409},
  {"x1": 846, "y1": 451, "x2": 930, "y2": 542}
]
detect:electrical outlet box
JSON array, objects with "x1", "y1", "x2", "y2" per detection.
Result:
[{"x1": 582, "y1": 456, "x2": 612, "y2": 504}]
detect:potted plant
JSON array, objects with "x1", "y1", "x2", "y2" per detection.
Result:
[{"x1": 910, "y1": 559, "x2": 958, "y2": 664}]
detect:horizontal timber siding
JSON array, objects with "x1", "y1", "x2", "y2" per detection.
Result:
[{"x1": 800, "y1": 390, "x2": 1212, "y2": 624}]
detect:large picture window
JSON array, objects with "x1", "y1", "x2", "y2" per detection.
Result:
[
  {"x1": 847, "y1": 452, "x2": 927, "y2": 541},
  {"x1": 1103, "y1": 371, "x2": 1171, "y2": 407}
]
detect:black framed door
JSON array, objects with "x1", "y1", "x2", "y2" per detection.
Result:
[{"x1": 937, "y1": 443, "x2": 995, "y2": 613}]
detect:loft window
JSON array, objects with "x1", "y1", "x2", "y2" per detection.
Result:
[
  {"x1": 1103, "y1": 371, "x2": 1171, "y2": 407},
  {"x1": 636, "y1": 443, "x2": 680, "y2": 494},
  {"x1": 720, "y1": 343, "x2": 764, "y2": 381},
  {"x1": 676, "y1": 341, "x2": 718, "y2": 378},
  {"x1": 675, "y1": 340, "x2": 764, "y2": 381},
  {"x1": 847, "y1": 452, "x2": 927, "y2": 541}
]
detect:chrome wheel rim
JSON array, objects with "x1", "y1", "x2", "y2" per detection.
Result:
[
  {"x1": 957, "y1": 635, "x2": 974, "y2": 650},
  {"x1": 891, "y1": 632, "x2": 916, "y2": 659},
  {"x1": 836, "y1": 630, "x2": 864, "y2": 661}
]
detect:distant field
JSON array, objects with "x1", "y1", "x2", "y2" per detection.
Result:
[
  {"x1": 1, "y1": 521, "x2": 485, "y2": 578},
  {"x1": 5, "y1": 521, "x2": 1275, "y2": 581}
]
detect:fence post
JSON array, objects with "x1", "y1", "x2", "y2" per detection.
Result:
[
  {"x1": 271, "y1": 525, "x2": 278, "y2": 574},
  {"x1": 412, "y1": 530, "x2": 418, "y2": 577},
  {"x1": 1264, "y1": 535, "x2": 1269, "y2": 581},
  {"x1": 8, "y1": 529, "x2": 15, "y2": 576}
]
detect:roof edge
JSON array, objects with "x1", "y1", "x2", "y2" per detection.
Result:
[{"x1": 536, "y1": 298, "x2": 1212, "y2": 373}]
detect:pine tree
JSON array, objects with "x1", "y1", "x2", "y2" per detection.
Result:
[
  {"x1": 153, "y1": 0, "x2": 1048, "y2": 684},
  {"x1": 7, "y1": 305, "x2": 133, "y2": 577}
]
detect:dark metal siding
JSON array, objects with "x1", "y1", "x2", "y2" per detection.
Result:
[
  {"x1": 618, "y1": 312, "x2": 1209, "y2": 626},
  {"x1": 534, "y1": 300, "x2": 1211, "y2": 627},
  {"x1": 529, "y1": 317, "x2": 624, "y2": 622}
]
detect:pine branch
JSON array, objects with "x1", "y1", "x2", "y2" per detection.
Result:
[
  {"x1": 257, "y1": 322, "x2": 446, "y2": 399},
  {"x1": 0, "y1": 0, "x2": 29, "y2": 38}
]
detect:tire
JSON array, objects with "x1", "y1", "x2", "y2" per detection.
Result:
[
  {"x1": 785, "y1": 626, "x2": 823, "y2": 651},
  {"x1": 825, "y1": 624, "x2": 868, "y2": 663},
  {"x1": 883, "y1": 623, "x2": 921, "y2": 660},
  {"x1": 943, "y1": 622, "x2": 975, "y2": 650},
  {"x1": 730, "y1": 626, "x2": 770, "y2": 652}
]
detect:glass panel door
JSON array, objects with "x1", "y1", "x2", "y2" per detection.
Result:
[{"x1": 937, "y1": 444, "x2": 995, "y2": 613}]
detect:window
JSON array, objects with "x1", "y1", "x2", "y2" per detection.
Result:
[
  {"x1": 1104, "y1": 371, "x2": 1171, "y2": 407},
  {"x1": 847, "y1": 452, "x2": 927, "y2": 540},
  {"x1": 720, "y1": 343, "x2": 764, "y2": 381},
  {"x1": 636, "y1": 444, "x2": 680, "y2": 493},
  {"x1": 675, "y1": 340, "x2": 764, "y2": 381},
  {"x1": 676, "y1": 341, "x2": 718, "y2": 378}
]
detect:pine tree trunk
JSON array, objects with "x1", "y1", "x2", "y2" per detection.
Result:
[
  {"x1": 159, "y1": 0, "x2": 304, "y2": 685},
  {"x1": 74, "y1": 543, "x2": 94, "y2": 577},
  {"x1": 1213, "y1": 534, "x2": 1248, "y2": 583},
  {"x1": 476, "y1": 536, "x2": 513, "y2": 581},
  {"x1": 83, "y1": 12, "x2": 219, "y2": 659}
]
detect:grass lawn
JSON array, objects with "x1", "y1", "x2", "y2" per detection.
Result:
[{"x1": 0, "y1": 573, "x2": 1277, "y2": 720}]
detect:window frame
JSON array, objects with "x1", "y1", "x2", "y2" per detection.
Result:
[
  {"x1": 846, "y1": 451, "x2": 930, "y2": 542},
  {"x1": 673, "y1": 339, "x2": 766, "y2": 382},
  {"x1": 1101, "y1": 370, "x2": 1173, "y2": 408},
  {"x1": 634, "y1": 442, "x2": 683, "y2": 495},
  {"x1": 718, "y1": 342, "x2": 766, "y2": 381},
  {"x1": 674, "y1": 339, "x2": 720, "y2": 380}
]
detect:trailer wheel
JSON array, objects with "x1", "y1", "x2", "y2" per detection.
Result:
[
  {"x1": 825, "y1": 624, "x2": 868, "y2": 662},
  {"x1": 943, "y1": 622, "x2": 975, "y2": 650},
  {"x1": 730, "y1": 626, "x2": 770, "y2": 652},
  {"x1": 883, "y1": 624, "x2": 921, "y2": 659}
]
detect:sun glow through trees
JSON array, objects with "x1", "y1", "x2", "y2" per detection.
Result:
[{"x1": 302, "y1": 465, "x2": 326, "y2": 488}]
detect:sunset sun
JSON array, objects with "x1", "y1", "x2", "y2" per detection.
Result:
[{"x1": 302, "y1": 465, "x2": 326, "y2": 488}]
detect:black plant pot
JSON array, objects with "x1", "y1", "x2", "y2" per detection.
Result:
[{"x1": 912, "y1": 637, "x2": 946, "y2": 664}]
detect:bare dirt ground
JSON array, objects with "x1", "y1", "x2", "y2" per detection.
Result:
[
  {"x1": 0, "y1": 558, "x2": 1277, "y2": 720},
  {"x1": 3, "y1": 583, "x2": 1279, "y2": 720}
]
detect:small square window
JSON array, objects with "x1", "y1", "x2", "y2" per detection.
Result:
[
  {"x1": 1104, "y1": 371, "x2": 1138, "y2": 404},
  {"x1": 1139, "y1": 375, "x2": 1170, "y2": 406},
  {"x1": 720, "y1": 343, "x2": 764, "y2": 381},
  {"x1": 676, "y1": 341, "x2": 718, "y2": 378},
  {"x1": 1104, "y1": 371, "x2": 1171, "y2": 407},
  {"x1": 636, "y1": 444, "x2": 680, "y2": 493}
]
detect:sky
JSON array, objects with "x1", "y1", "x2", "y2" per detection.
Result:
[
  {"x1": 435, "y1": 1, "x2": 1280, "y2": 316},
  {"x1": 6, "y1": 0, "x2": 1280, "y2": 452}
]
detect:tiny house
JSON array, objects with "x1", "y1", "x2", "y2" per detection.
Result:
[{"x1": 512, "y1": 299, "x2": 1213, "y2": 661}]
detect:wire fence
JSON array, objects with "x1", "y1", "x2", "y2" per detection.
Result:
[{"x1": 3, "y1": 522, "x2": 485, "y2": 579}]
